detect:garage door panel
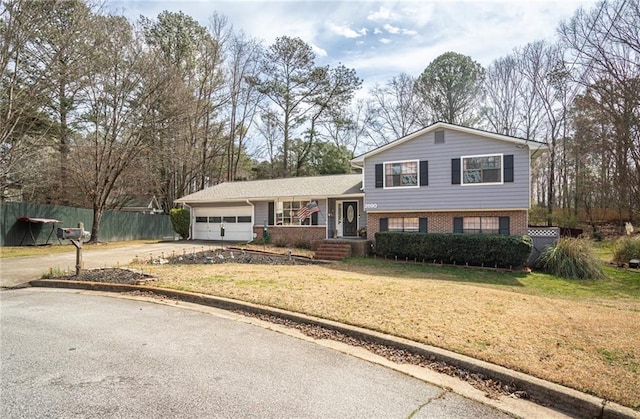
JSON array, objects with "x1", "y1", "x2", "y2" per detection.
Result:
[{"x1": 193, "y1": 207, "x2": 253, "y2": 241}]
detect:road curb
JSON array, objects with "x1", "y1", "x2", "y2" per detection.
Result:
[{"x1": 29, "y1": 279, "x2": 639, "y2": 419}]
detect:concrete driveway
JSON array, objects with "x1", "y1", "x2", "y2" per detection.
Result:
[
  {"x1": 0, "y1": 240, "x2": 226, "y2": 288},
  {"x1": 1, "y1": 288, "x2": 510, "y2": 418}
]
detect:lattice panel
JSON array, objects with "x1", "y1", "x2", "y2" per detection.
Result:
[{"x1": 528, "y1": 227, "x2": 560, "y2": 238}]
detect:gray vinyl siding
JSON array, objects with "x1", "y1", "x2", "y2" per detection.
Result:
[
  {"x1": 254, "y1": 201, "x2": 270, "y2": 226},
  {"x1": 364, "y1": 129, "x2": 530, "y2": 212}
]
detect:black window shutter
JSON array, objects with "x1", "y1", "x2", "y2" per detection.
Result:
[
  {"x1": 311, "y1": 211, "x2": 318, "y2": 226},
  {"x1": 453, "y1": 217, "x2": 463, "y2": 233},
  {"x1": 379, "y1": 217, "x2": 388, "y2": 232},
  {"x1": 268, "y1": 202, "x2": 274, "y2": 226},
  {"x1": 452, "y1": 158, "x2": 461, "y2": 184},
  {"x1": 499, "y1": 217, "x2": 510, "y2": 235},
  {"x1": 375, "y1": 164, "x2": 383, "y2": 188},
  {"x1": 504, "y1": 155, "x2": 514, "y2": 183},
  {"x1": 419, "y1": 217, "x2": 428, "y2": 233},
  {"x1": 420, "y1": 161, "x2": 429, "y2": 186}
]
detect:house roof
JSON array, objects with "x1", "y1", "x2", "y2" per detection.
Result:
[
  {"x1": 175, "y1": 173, "x2": 363, "y2": 204},
  {"x1": 351, "y1": 121, "x2": 548, "y2": 166}
]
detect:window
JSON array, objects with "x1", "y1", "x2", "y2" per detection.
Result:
[
  {"x1": 195, "y1": 216, "x2": 208, "y2": 223},
  {"x1": 275, "y1": 200, "x2": 318, "y2": 225},
  {"x1": 388, "y1": 217, "x2": 419, "y2": 232},
  {"x1": 385, "y1": 161, "x2": 418, "y2": 188},
  {"x1": 462, "y1": 154, "x2": 502, "y2": 184},
  {"x1": 223, "y1": 216, "x2": 236, "y2": 223},
  {"x1": 237, "y1": 216, "x2": 252, "y2": 223},
  {"x1": 456, "y1": 216, "x2": 501, "y2": 234},
  {"x1": 209, "y1": 216, "x2": 221, "y2": 223},
  {"x1": 463, "y1": 216, "x2": 498, "y2": 234}
]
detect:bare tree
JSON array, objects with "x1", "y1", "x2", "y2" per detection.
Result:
[
  {"x1": 365, "y1": 73, "x2": 422, "y2": 147},
  {"x1": 72, "y1": 15, "x2": 174, "y2": 242},
  {"x1": 0, "y1": 0, "x2": 56, "y2": 201},
  {"x1": 482, "y1": 54, "x2": 524, "y2": 136},
  {"x1": 141, "y1": 11, "x2": 227, "y2": 208},
  {"x1": 221, "y1": 27, "x2": 262, "y2": 181},
  {"x1": 559, "y1": 0, "x2": 640, "y2": 224}
]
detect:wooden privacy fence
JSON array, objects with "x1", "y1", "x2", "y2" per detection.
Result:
[{"x1": 0, "y1": 202, "x2": 175, "y2": 246}]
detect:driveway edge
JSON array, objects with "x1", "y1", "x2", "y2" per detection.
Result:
[{"x1": 29, "y1": 279, "x2": 639, "y2": 419}]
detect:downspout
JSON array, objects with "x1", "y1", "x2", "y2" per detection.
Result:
[
  {"x1": 184, "y1": 203, "x2": 193, "y2": 240},
  {"x1": 246, "y1": 200, "x2": 255, "y2": 243},
  {"x1": 325, "y1": 198, "x2": 329, "y2": 239}
]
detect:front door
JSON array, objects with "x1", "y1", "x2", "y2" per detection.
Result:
[{"x1": 342, "y1": 201, "x2": 358, "y2": 237}]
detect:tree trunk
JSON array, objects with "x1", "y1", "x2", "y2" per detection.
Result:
[{"x1": 89, "y1": 206, "x2": 103, "y2": 244}]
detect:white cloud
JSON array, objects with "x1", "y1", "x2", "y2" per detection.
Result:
[
  {"x1": 383, "y1": 23, "x2": 400, "y2": 34},
  {"x1": 373, "y1": 27, "x2": 383, "y2": 35},
  {"x1": 382, "y1": 23, "x2": 418, "y2": 37},
  {"x1": 379, "y1": 38, "x2": 392, "y2": 45},
  {"x1": 367, "y1": 6, "x2": 398, "y2": 22},
  {"x1": 311, "y1": 43, "x2": 328, "y2": 58},
  {"x1": 400, "y1": 3, "x2": 436, "y2": 27},
  {"x1": 327, "y1": 22, "x2": 367, "y2": 39}
]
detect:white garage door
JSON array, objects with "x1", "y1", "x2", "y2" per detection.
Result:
[{"x1": 193, "y1": 206, "x2": 253, "y2": 241}]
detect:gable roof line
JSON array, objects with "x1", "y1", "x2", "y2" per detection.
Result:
[
  {"x1": 175, "y1": 173, "x2": 363, "y2": 204},
  {"x1": 351, "y1": 121, "x2": 548, "y2": 165}
]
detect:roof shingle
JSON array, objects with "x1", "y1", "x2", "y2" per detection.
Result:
[{"x1": 176, "y1": 173, "x2": 363, "y2": 203}]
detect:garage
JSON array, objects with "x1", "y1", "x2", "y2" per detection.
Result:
[{"x1": 192, "y1": 206, "x2": 253, "y2": 241}]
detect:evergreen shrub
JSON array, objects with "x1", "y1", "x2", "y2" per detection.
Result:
[
  {"x1": 169, "y1": 208, "x2": 190, "y2": 239},
  {"x1": 374, "y1": 232, "x2": 532, "y2": 268}
]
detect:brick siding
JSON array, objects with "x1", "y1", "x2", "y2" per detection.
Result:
[
  {"x1": 366, "y1": 210, "x2": 528, "y2": 239},
  {"x1": 253, "y1": 226, "x2": 325, "y2": 248}
]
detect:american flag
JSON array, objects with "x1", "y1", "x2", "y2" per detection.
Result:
[{"x1": 296, "y1": 201, "x2": 320, "y2": 221}]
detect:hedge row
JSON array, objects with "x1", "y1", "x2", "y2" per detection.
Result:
[{"x1": 374, "y1": 232, "x2": 533, "y2": 268}]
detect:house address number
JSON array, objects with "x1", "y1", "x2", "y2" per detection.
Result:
[{"x1": 364, "y1": 203, "x2": 377, "y2": 209}]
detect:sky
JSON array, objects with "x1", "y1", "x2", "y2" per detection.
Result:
[{"x1": 105, "y1": 0, "x2": 599, "y2": 93}]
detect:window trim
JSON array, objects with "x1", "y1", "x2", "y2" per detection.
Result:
[
  {"x1": 455, "y1": 216, "x2": 509, "y2": 235},
  {"x1": 383, "y1": 159, "x2": 420, "y2": 189},
  {"x1": 386, "y1": 217, "x2": 421, "y2": 233},
  {"x1": 460, "y1": 153, "x2": 504, "y2": 186},
  {"x1": 274, "y1": 199, "x2": 321, "y2": 226}
]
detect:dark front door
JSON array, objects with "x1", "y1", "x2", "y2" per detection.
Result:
[{"x1": 343, "y1": 201, "x2": 358, "y2": 237}]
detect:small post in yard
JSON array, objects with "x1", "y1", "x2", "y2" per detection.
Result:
[{"x1": 71, "y1": 222, "x2": 84, "y2": 276}]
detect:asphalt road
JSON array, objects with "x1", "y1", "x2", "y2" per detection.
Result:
[
  {"x1": 0, "y1": 241, "x2": 220, "y2": 288},
  {"x1": 1, "y1": 288, "x2": 510, "y2": 418}
]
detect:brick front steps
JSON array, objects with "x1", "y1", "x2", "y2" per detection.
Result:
[{"x1": 314, "y1": 242, "x2": 352, "y2": 261}]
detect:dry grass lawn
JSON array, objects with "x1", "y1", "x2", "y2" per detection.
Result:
[
  {"x1": 144, "y1": 258, "x2": 640, "y2": 410},
  {"x1": 0, "y1": 240, "x2": 157, "y2": 259}
]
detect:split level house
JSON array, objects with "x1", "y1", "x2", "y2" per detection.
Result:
[{"x1": 175, "y1": 122, "x2": 548, "y2": 250}]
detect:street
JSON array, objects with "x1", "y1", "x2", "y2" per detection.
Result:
[{"x1": 1, "y1": 288, "x2": 509, "y2": 418}]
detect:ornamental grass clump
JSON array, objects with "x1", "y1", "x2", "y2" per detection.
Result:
[
  {"x1": 538, "y1": 238, "x2": 606, "y2": 280},
  {"x1": 613, "y1": 236, "x2": 640, "y2": 265}
]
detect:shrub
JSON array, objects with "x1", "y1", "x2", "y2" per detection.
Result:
[
  {"x1": 169, "y1": 208, "x2": 190, "y2": 239},
  {"x1": 613, "y1": 236, "x2": 640, "y2": 265},
  {"x1": 537, "y1": 238, "x2": 606, "y2": 280},
  {"x1": 374, "y1": 232, "x2": 532, "y2": 268}
]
